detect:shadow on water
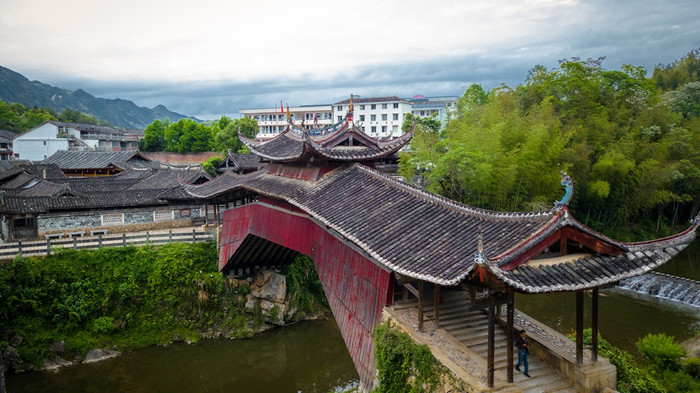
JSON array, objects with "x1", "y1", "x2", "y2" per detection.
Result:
[
  {"x1": 7, "y1": 319, "x2": 359, "y2": 393},
  {"x1": 516, "y1": 239, "x2": 700, "y2": 357}
]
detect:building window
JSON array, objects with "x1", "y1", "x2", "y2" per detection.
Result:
[
  {"x1": 338, "y1": 116, "x2": 343, "y2": 122},
  {"x1": 154, "y1": 210, "x2": 174, "y2": 221},
  {"x1": 393, "y1": 113, "x2": 399, "y2": 121},
  {"x1": 337, "y1": 106, "x2": 343, "y2": 111},
  {"x1": 371, "y1": 126, "x2": 377, "y2": 133},
  {"x1": 382, "y1": 114, "x2": 387, "y2": 121},
  {"x1": 359, "y1": 105, "x2": 365, "y2": 110},
  {"x1": 370, "y1": 114, "x2": 376, "y2": 121},
  {"x1": 43, "y1": 141, "x2": 47, "y2": 145},
  {"x1": 393, "y1": 103, "x2": 399, "y2": 109},
  {"x1": 359, "y1": 115, "x2": 365, "y2": 121},
  {"x1": 382, "y1": 126, "x2": 388, "y2": 133},
  {"x1": 361, "y1": 126, "x2": 366, "y2": 132},
  {"x1": 381, "y1": 104, "x2": 387, "y2": 109},
  {"x1": 101, "y1": 213, "x2": 124, "y2": 225},
  {"x1": 371, "y1": 104, "x2": 376, "y2": 110},
  {"x1": 393, "y1": 125, "x2": 399, "y2": 133}
]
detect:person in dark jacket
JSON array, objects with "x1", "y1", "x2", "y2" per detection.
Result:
[{"x1": 515, "y1": 329, "x2": 530, "y2": 377}]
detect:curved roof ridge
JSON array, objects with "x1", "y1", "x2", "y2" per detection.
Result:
[{"x1": 353, "y1": 164, "x2": 556, "y2": 221}]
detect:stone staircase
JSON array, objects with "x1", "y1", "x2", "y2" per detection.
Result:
[{"x1": 424, "y1": 293, "x2": 577, "y2": 393}]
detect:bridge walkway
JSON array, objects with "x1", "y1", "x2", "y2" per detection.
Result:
[{"x1": 388, "y1": 291, "x2": 576, "y2": 393}]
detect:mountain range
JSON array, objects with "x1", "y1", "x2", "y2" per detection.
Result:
[{"x1": 0, "y1": 65, "x2": 192, "y2": 129}]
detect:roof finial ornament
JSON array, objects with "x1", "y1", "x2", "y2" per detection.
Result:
[
  {"x1": 474, "y1": 225, "x2": 486, "y2": 265},
  {"x1": 554, "y1": 170, "x2": 573, "y2": 210},
  {"x1": 348, "y1": 94, "x2": 354, "y2": 123}
]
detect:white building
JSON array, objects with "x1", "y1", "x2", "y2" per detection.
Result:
[
  {"x1": 332, "y1": 96, "x2": 412, "y2": 138},
  {"x1": 13, "y1": 121, "x2": 141, "y2": 161},
  {"x1": 239, "y1": 95, "x2": 460, "y2": 140},
  {"x1": 239, "y1": 104, "x2": 333, "y2": 139},
  {"x1": 409, "y1": 95, "x2": 459, "y2": 127}
]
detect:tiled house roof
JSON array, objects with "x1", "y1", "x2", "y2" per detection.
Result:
[{"x1": 42, "y1": 150, "x2": 152, "y2": 170}]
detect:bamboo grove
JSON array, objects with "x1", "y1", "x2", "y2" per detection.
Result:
[{"x1": 399, "y1": 51, "x2": 700, "y2": 241}]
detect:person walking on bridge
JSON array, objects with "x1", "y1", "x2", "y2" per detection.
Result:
[{"x1": 515, "y1": 329, "x2": 530, "y2": 377}]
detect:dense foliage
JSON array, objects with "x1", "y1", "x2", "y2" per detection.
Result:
[
  {"x1": 0, "y1": 100, "x2": 111, "y2": 133},
  {"x1": 0, "y1": 243, "x2": 250, "y2": 368},
  {"x1": 373, "y1": 321, "x2": 445, "y2": 393},
  {"x1": 570, "y1": 329, "x2": 700, "y2": 393},
  {"x1": 400, "y1": 51, "x2": 700, "y2": 240},
  {"x1": 283, "y1": 255, "x2": 329, "y2": 318},
  {"x1": 139, "y1": 116, "x2": 258, "y2": 154}
]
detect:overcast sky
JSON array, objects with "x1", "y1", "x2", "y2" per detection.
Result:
[{"x1": 1, "y1": 0, "x2": 698, "y2": 120}]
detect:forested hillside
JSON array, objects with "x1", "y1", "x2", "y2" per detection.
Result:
[
  {"x1": 0, "y1": 100, "x2": 111, "y2": 134},
  {"x1": 400, "y1": 50, "x2": 700, "y2": 241},
  {"x1": 0, "y1": 65, "x2": 190, "y2": 129}
]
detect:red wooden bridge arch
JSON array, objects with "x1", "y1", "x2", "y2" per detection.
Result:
[{"x1": 219, "y1": 197, "x2": 393, "y2": 388}]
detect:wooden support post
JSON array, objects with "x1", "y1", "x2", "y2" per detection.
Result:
[
  {"x1": 433, "y1": 284, "x2": 440, "y2": 327},
  {"x1": 98, "y1": 234, "x2": 102, "y2": 248},
  {"x1": 46, "y1": 238, "x2": 50, "y2": 255},
  {"x1": 17, "y1": 239, "x2": 22, "y2": 257},
  {"x1": 205, "y1": 204, "x2": 209, "y2": 225},
  {"x1": 488, "y1": 289, "x2": 496, "y2": 388},
  {"x1": 73, "y1": 236, "x2": 77, "y2": 249},
  {"x1": 146, "y1": 231, "x2": 150, "y2": 245},
  {"x1": 576, "y1": 290, "x2": 584, "y2": 365},
  {"x1": 592, "y1": 288, "x2": 599, "y2": 362},
  {"x1": 418, "y1": 280, "x2": 424, "y2": 331},
  {"x1": 169, "y1": 229, "x2": 173, "y2": 243},
  {"x1": 192, "y1": 228, "x2": 196, "y2": 242},
  {"x1": 402, "y1": 284, "x2": 409, "y2": 301},
  {"x1": 507, "y1": 290, "x2": 514, "y2": 383},
  {"x1": 122, "y1": 233, "x2": 126, "y2": 246}
]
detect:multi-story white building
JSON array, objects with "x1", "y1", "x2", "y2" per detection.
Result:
[
  {"x1": 332, "y1": 96, "x2": 412, "y2": 138},
  {"x1": 13, "y1": 121, "x2": 141, "y2": 161},
  {"x1": 408, "y1": 95, "x2": 459, "y2": 127},
  {"x1": 239, "y1": 95, "x2": 459, "y2": 140},
  {"x1": 239, "y1": 104, "x2": 333, "y2": 139}
]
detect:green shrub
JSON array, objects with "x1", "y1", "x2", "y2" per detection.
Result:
[
  {"x1": 683, "y1": 357, "x2": 700, "y2": 379},
  {"x1": 92, "y1": 316, "x2": 117, "y2": 334},
  {"x1": 283, "y1": 255, "x2": 328, "y2": 318},
  {"x1": 570, "y1": 329, "x2": 664, "y2": 393},
  {"x1": 637, "y1": 333, "x2": 686, "y2": 371},
  {"x1": 373, "y1": 321, "x2": 444, "y2": 393}
]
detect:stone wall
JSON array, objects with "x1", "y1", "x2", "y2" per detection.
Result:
[{"x1": 38, "y1": 206, "x2": 204, "y2": 237}]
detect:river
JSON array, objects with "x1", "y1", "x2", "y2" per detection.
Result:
[
  {"x1": 6, "y1": 241, "x2": 699, "y2": 392},
  {"x1": 6, "y1": 320, "x2": 360, "y2": 393}
]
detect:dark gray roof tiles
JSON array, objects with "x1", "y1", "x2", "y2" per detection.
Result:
[
  {"x1": 42, "y1": 150, "x2": 149, "y2": 170},
  {"x1": 490, "y1": 245, "x2": 693, "y2": 293},
  {"x1": 169, "y1": 163, "x2": 559, "y2": 285}
]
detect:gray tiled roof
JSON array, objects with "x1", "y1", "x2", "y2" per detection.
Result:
[
  {"x1": 241, "y1": 123, "x2": 413, "y2": 162},
  {"x1": 42, "y1": 150, "x2": 150, "y2": 169},
  {"x1": 168, "y1": 163, "x2": 698, "y2": 288}
]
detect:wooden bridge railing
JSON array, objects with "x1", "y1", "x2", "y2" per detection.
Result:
[{"x1": 0, "y1": 229, "x2": 215, "y2": 260}]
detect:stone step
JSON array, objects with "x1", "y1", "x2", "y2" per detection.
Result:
[
  {"x1": 522, "y1": 378, "x2": 573, "y2": 393},
  {"x1": 517, "y1": 372, "x2": 569, "y2": 391}
]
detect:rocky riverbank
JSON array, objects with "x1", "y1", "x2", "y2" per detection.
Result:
[
  {"x1": 0, "y1": 244, "x2": 329, "y2": 389},
  {"x1": 2, "y1": 267, "x2": 326, "y2": 378}
]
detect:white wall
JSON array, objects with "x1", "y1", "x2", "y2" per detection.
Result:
[
  {"x1": 14, "y1": 123, "x2": 71, "y2": 161},
  {"x1": 334, "y1": 99, "x2": 411, "y2": 138}
]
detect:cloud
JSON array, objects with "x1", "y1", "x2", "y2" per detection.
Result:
[{"x1": 0, "y1": 0, "x2": 698, "y2": 119}]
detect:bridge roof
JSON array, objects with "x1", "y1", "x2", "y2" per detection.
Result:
[
  {"x1": 240, "y1": 121, "x2": 413, "y2": 163},
  {"x1": 170, "y1": 163, "x2": 698, "y2": 290}
]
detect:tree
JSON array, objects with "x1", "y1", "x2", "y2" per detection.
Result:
[
  {"x1": 139, "y1": 119, "x2": 169, "y2": 151},
  {"x1": 212, "y1": 116, "x2": 258, "y2": 154}
]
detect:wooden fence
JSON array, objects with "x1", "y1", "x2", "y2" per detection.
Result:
[{"x1": 0, "y1": 229, "x2": 215, "y2": 260}]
